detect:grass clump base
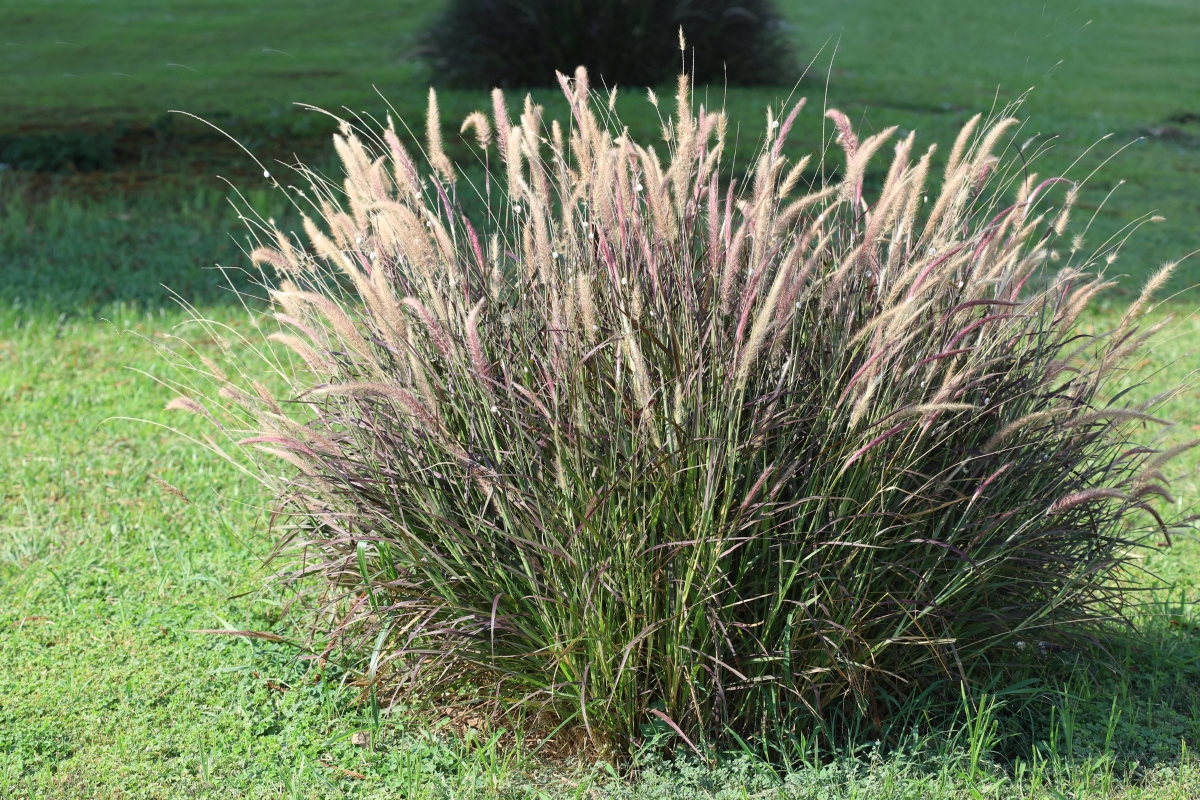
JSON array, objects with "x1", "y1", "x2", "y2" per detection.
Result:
[{"x1": 164, "y1": 67, "x2": 1193, "y2": 760}]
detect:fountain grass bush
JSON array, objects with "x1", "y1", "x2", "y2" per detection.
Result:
[{"x1": 161, "y1": 66, "x2": 1194, "y2": 759}]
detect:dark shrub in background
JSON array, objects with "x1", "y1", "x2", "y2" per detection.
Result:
[
  {"x1": 425, "y1": 0, "x2": 798, "y2": 88},
  {"x1": 0, "y1": 131, "x2": 114, "y2": 172}
]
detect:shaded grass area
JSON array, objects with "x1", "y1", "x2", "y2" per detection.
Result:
[
  {"x1": 1, "y1": 302, "x2": 1198, "y2": 797},
  {"x1": 0, "y1": 179, "x2": 253, "y2": 310}
]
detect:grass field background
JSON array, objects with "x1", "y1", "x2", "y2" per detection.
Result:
[
  {"x1": 4, "y1": 0, "x2": 1198, "y2": 300},
  {"x1": 2, "y1": 0, "x2": 1199, "y2": 796}
]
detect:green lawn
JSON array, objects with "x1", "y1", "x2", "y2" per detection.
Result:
[{"x1": 2, "y1": 0, "x2": 1200, "y2": 796}]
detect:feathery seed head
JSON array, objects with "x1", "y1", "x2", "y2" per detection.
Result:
[
  {"x1": 427, "y1": 88, "x2": 456, "y2": 184},
  {"x1": 461, "y1": 111, "x2": 492, "y2": 150}
]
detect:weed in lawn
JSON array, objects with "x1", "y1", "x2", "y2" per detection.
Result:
[{"x1": 961, "y1": 687, "x2": 1001, "y2": 783}]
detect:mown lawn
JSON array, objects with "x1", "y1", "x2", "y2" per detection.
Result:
[{"x1": 2, "y1": 0, "x2": 1199, "y2": 796}]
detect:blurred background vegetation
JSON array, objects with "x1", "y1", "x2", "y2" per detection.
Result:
[{"x1": 1, "y1": 0, "x2": 1197, "y2": 309}]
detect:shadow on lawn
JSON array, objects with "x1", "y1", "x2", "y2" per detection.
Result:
[
  {"x1": 0, "y1": 174, "x2": 276, "y2": 313},
  {"x1": 986, "y1": 619, "x2": 1200, "y2": 773},
  {"x1": 0, "y1": 115, "x2": 344, "y2": 313}
]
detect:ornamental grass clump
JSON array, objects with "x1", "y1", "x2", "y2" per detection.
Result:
[{"x1": 171, "y1": 68, "x2": 1192, "y2": 756}]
